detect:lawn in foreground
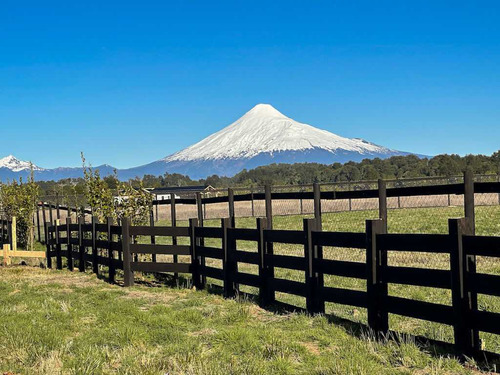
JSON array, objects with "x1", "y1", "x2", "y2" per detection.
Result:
[{"x1": 0, "y1": 267, "x2": 488, "y2": 375}]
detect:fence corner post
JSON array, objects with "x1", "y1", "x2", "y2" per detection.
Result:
[
  {"x1": 366, "y1": 218, "x2": 388, "y2": 336},
  {"x1": 121, "y1": 217, "x2": 134, "y2": 287},
  {"x1": 449, "y1": 217, "x2": 479, "y2": 357}
]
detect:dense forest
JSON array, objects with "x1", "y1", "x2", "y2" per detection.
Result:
[{"x1": 38, "y1": 151, "x2": 500, "y2": 198}]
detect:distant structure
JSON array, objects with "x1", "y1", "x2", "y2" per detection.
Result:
[{"x1": 146, "y1": 185, "x2": 216, "y2": 200}]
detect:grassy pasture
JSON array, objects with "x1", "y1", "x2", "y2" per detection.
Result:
[
  {"x1": 149, "y1": 205, "x2": 500, "y2": 354},
  {"x1": 0, "y1": 266, "x2": 492, "y2": 374},
  {"x1": 6, "y1": 205, "x2": 498, "y2": 373}
]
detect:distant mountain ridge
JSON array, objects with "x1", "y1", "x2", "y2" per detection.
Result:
[{"x1": 0, "y1": 104, "x2": 419, "y2": 182}]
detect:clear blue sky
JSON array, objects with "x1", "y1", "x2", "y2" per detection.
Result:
[{"x1": 1, "y1": 1, "x2": 499, "y2": 169}]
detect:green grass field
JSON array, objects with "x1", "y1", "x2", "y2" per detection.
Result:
[
  {"x1": 5, "y1": 205, "x2": 499, "y2": 373},
  {"x1": 151, "y1": 205, "x2": 500, "y2": 355},
  {"x1": 0, "y1": 266, "x2": 492, "y2": 374}
]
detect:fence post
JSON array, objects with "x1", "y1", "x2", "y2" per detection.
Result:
[
  {"x1": 228, "y1": 188, "x2": 235, "y2": 228},
  {"x1": 92, "y1": 216, "x2": 98, "y2": 274},
  {"x1": 222, "y1": 218, "x2": 236, "y2": 298},
  {"x1": 7, "y1": 218, "x2": 11, "y2": 248},
  {"x1": 449, "y1": 217, "x2": 479, "y2": 356},
  {"x1": 256, "y1": 217, "x2": 269, "y2": 306},
  {"x1": 497, "y1": 173, "x2": 500, "y2": 205},
  {"x1": 189, "y1": 218, "x2": 203, "y2": 289},
  {"x1": 11, "y1": 216, "x2": 17, "y2": 252},
  {"x1": 464, "y1": 171, "x2": 475, "y2": 234},
  {"x1": 265, "y1": 185, "x2": 273, "y2": 229},
  {"x1": 312, "y1": 184, "x2": 324, "y2": 314},
  {"x1": 196, "y1": 192, "x2": 206, "y2": 286},
  {"x1": 378, "y1": 179, "x2": 388, "y2": 232},
  {"x1": 348, "y1": 182, "x2": 352, "y2": 211},
  {"x1": 49, "y1": 203, "x2": 54, "y2": 226},
  {"x1": 313, "y1": 183, "x2": 322, "y2": 228},
  {"x1": 56, "y1": 193, "x2": 60, "y2": 220},
  {"x1": 121, "y1": 217, "x2": 134, "y2": 286},
  {"x1": 66, "y1": 218, "x2": 74, "y2": 271},
  {"x1": 36, "y1": 204, "x2": 41, "y2": 243},
  {"x1": 196, "y1": 193, "x2": 204, "y2": 226},
  {"x1": 366, "y1": 218, "x2": 388, "y2": 335},
  {"x1": 45, "y1": 222, "x2": 52, "y2": 269},
  {"x1": 2, "y1": 244, "x2": 10, "y2": 266},
  {"x1": 78, "y1": 216, "x2": 85, "y2": 272},
  {"x1": 107, "y1": 217, "x2": 115, "y2": 283},
  {"x1": 55, "y1": 219, "x2": 62, "y2": 270},
  {"x1": 171, "y1": 194, "x2": 178, "y2": 282},
  {"x1": 251, "y1": 189, "x2": 255, "y2": 217},
  {"x1": 149, "y1": 209, "x2": 156, "y2": 263},
  {"x1": 304, "y1": 218, "x2": 322, "y2": 314},
  {"x1": 42, "y1": 203, "x2": 47, "y2": 244}
]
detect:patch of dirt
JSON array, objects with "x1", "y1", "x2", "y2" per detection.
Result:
[
  {"x1": 300, "y1": 341, "x2": 321, "y2": 356},
  {"x1": 1, "y1": 267, "x2": 103, "y2": 289},
  {"x1": 119, "y1": 289, "x2": 179, "y2": 304}
]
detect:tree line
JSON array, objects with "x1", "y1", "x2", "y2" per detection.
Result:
[{"x1": 36, "y1": 150, "x2": 500, "y2": 199}]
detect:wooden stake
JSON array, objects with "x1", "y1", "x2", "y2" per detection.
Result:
[
  {"x1": 11, "y1": 217, "x2": 17, "y2": 252},
  {"x1": 3, "y1": 244, "x2": 11, "y2": 266}
]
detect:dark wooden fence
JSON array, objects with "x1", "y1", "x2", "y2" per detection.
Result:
[{"x1": 45, "y1": 209, "x2": 500, "y2": 359}]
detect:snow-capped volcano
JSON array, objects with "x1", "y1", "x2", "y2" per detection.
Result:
[
  {"x1": 0, "y1": 155, "x2": 41, "y2": 172},
  {"x1": 118, "y1": 103, "x2": 414, "y2": 179},
  {"x1": 0, "y1": 104, "x2": 419, "y2": 182},
  {"x1": 165, "y1": 104, "x2": 393, "y2": 161}
]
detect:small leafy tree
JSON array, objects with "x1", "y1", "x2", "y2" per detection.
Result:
[
  {"x1": 81, "y1": 153, "x2": 114, "y2": 222},
  {"x1": 0, "y1": 166, "x2": 40, "y2": 250},
  {"x1": 81, "y1": 153, "x2": 152, "y2": 225},
  {"x1": 115, "y1": 179, "x2": 152, "y2": 225}
]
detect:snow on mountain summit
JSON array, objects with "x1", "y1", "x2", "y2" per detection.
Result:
[
  {"x1": 0, "y1": 155, "x2": 41, "y2": 172},
  {"x1": 164, "y1": 104, "x2": 392, "y2": 162}
]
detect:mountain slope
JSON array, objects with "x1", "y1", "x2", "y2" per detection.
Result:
[
  {"x1": 127, "y1": 104, "x2": 412, "y2": 179},
  {"x1": 0, "y1": 155, "x2": 42, "y2": 172},
  {"x1": 165, "y1": 104, "x2": 394, "y2": 161}
]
